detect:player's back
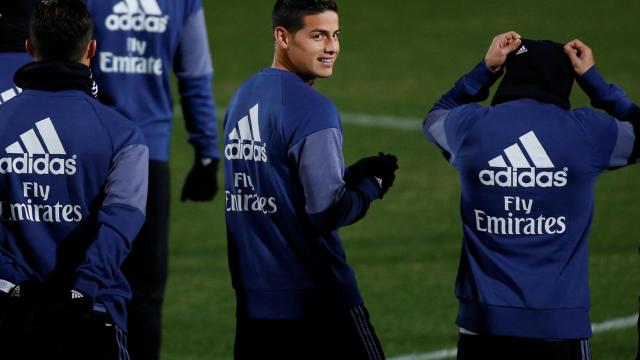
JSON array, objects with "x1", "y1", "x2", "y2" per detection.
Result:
[
  {"x1": 224, "y1": 68, "x2": 362, "y2": 319},
  {"x1": 452, "y1": 98, "x2": 617, "y2": 338},
  {"x1": 0, "y1": 84, "x2": 147, "y2": 328}
]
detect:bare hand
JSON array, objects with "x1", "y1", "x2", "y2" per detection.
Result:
[
  {"x1": 484, "y1": 31, "x2": 522, "y2": 73},
  {"x1": 563, "y1": 39, "x2": 595, "y2": 76}
]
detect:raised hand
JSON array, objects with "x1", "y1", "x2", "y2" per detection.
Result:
[
  {"x1": 563, "y1": 39, "x2": 595, "y2": 76},
  {"x1": 484, "y1": 31, "x2": 522, "y2": 73}
]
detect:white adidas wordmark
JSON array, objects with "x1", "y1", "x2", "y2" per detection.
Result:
[
  {"x1": 6, "y1": 118, "x2": 66, "y2": 155},
  {"x1": 0, "y1": 117, "x2": 77, "y2": 176},
  {"x1": 516, "y1": 45, "x2": 528, "y2": 55},
  {"x1": 225, "y1": 104, "x2": 268, "y2": 162},
  {"x1": 479, "y1": 131, "x2": 568, "y2": 188}
]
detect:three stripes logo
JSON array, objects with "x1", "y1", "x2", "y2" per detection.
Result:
[
  {"x1": 106, "y1": 0, "x2": 169, "y2": 33},
  {"x1": 225, "y1": 103, "x2": 268, "y2": 163},
  {"x1": 479, "y1": 131, "x2": 568, "y2": 188},
  {"x1": 0, "y1": 118, "x2": 77, "y2": 176},
  {"x1": 516, "y1": 45, "x2": 528, "y2": 56}
]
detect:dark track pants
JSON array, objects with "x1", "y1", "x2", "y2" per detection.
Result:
[
  {"x1": 457, "y1": 333, "x2": 591, "y2": 360},
  {"x1": 234, "y1": 304, "x2": 385, "y2": 360},
  {"x1": 121, "y1": 161, "x2": 170, "y2": 360},
  {"x1": 0, "y1": 310, "x2": 130, "y2": 359}
]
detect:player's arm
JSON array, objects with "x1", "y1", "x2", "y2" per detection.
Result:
[
  {"x1": 289, "y1": 128, "x2": 394, "y2": 231},
  {"x1": 174, "y1": 5, "x2": 220, "y2": 201},
  {"x1": 424, "y1": 32, "x2": 520, "y2": 163},
  {"x1": 73, "y1": 133, "x2": 149, "y2": 302},
  {"x1": 566, "y1": 39, "x2": 640, "y2": 168},
  {"x1": 565, "y1": 39, "x2": 640, "y2": 122}
]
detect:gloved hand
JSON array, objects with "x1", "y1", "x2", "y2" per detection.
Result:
[
  {"x1": 181, "y1": 157, "x2": 219, "y2": 202},
  {"x1": 42, "y1": 289, "x2": 93, "y2": 327},
  {"x1": 345, "y1": 152, "x2": 399, "y2": 197}
]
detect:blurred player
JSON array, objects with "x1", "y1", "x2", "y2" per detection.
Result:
[
  {"x1": 423, "y1": 33, "x2": 640, "y2": 359},
  {"x1": 0, "y1": 0, "x2": 148, "y2": 358},
  {"x1": 224, "y1": 0, "x2": 398, "y2": 358},
  {"x1": 84, "y1": 0, "x2": 220, "y2": 358},
  {"x1": 0, "y1": 0, "x2": 38, "y2": 105}
]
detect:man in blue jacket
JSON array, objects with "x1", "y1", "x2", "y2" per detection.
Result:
[
  {"x1": 423, "y1": 32, "x2": 640, "y2": 359},
  {"x1": 0, "y1": 1, "x2": 148, "y2": 358},
  {"x1": 0, "y1": 0, "x2": 38, "y2": 106},
  {"x1": 225, "y1": 1, "x2": 398, "y2": 359},
  {"x1": 83, "y1": 1, "x2": 220, "y2": 358}
]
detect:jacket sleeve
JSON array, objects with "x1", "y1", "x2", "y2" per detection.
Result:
[
  {"x1": 173, "y1": 6, "x2": 220, "y2": 159},
  {"x1": 73, "y1": 139, "x2": 149, "y2": 300},
  {"x1": 288, "y1": 128, "x2": 382, "y2": 232},
  {"x1": 576, "y1": 66, "x2": 640, "y2": 169},
  {"x1": 423, "y1": 61, "x2": 499, "y2": 164}
]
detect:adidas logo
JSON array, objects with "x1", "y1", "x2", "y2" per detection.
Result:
[
  {"x1": 225, "y1": 103, "x2": 268, "y2": 163},
  {"x1": 516, "y1": 45, "x2": 528, "y2": 56},
  {"x1": 0, "y1": 118, "x2": 77, "y2": 176},
  {"x1": 106, "y1": 0, "x2": 169, "y2": 33},
  {"x1": 0, "y1": 86, "x2": 22, "y2": 106},
  {"x1": 478, "y1": 131, "x2": 568, "y2": 188}
]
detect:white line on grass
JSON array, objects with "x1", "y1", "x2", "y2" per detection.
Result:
[
  {"x1": 389, "y1": 313, "x2": 639, "y2": 360},
  {"x1": 184, "y1": 107, "x2": 424, "y2": 132}
]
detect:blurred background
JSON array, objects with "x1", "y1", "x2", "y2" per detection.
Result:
[{"x1": 164, "y1": 0, "x2": 640, "y2": 358}]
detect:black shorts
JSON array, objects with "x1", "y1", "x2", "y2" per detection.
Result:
[
  {"x1": 457, "y1": 333, "x2": 591, "y2": 360},
  {"x1": 234, "y1": 304, "x2": 385, "y2": 360}
]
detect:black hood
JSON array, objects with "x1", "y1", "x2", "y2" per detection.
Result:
[
  {"x1": 491, "y1": 39, "x2": 575, "y2": 109},
  {"x1": 0, "y1": 0, "x2": 40, "y2": 53}
]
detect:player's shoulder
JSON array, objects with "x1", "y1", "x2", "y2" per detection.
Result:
[{"x1": 87, "y1": 98, "x2": 147, "y2": 146}]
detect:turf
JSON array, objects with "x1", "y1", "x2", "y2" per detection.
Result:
[{"x1": 162, "y1": 1, "x2": 640, "y2": 358}]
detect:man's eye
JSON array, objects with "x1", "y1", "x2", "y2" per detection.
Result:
[{"x1": 312, "y1": 33, "x2": 324, "y2": 40}]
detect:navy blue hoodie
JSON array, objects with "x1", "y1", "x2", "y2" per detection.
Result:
[{"x1": 424, "y1": 61, "x2": 639, "y2": 339}]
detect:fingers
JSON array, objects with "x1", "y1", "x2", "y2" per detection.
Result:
[{"x1": 563, "y1": 38, "x2": 595, "y2": 76}]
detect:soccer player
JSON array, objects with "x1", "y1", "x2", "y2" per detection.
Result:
[
  {"x1": 0, "y1": 0, "x2": 148, "y2": 359},
  {"x1": 84, "y1": 0, "x2": 220, "y2": 358},
  {"x1": 225, "y1": 1, "x2": 398, "y2": 359},
  {"x1": 423, "y1": 32, "x2": 640, "y2": 359},
  {"x1": 0, "y1": 0, "x2": 38, "y2": 106}
]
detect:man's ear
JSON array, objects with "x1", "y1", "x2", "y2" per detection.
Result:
[
  {"x1": 274, "y1": 26, "x2": 290, "y2": 49},
  {"x1": 25, "y1": 39, "x2": 36, "y2": 58},
  {"x1": 87, "y1": 40, "x2": 97, "y2": 60}
]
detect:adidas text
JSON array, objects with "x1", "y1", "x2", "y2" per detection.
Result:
[
  {"x1": 479, "y1": 167, "x2": 568, "y2": 188},
  {"x1": 0, "y1": 154, "x2": 77, "y2": 176},
  {"x1": 224, "y1": 141, "x2": 267, "y2": 162},
  {"x1": 106, "y1": 14, "x2": 169, "y2": 33}
]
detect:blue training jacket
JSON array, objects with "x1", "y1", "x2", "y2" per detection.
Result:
[
  {"x1": 0, "y1": 52, "x2": 31, "y2": 106},
  {"x1": 0, "y1": 80, "x2": 149, "y2": 330},
  {"x1": 224, "y1": 68, "x2": 383, "y2": 319},
  {"x1": 424, "y1": 62, "x2": 640, "y2": 339},
  {"x1": 85, "y1": 0, "x2": 219, "y2": 161}
]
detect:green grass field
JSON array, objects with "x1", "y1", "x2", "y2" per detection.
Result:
[{"x1": 162, "y1": 1, "x2": 640, "y2": 358}]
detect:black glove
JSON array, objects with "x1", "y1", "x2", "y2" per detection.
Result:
[
  {"x1": 181, "y1": 157, "x2": 219, "y2": 202},
  {"x1": 345, "y1": 152, "x2": 399, "y2": 197},
  {"x1": 41, "y1": 289, "x2": 93, "y2": 328}
]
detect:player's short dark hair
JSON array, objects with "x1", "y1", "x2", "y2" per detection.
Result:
[
  {"x1": 30, "y1": 0, "x2": 93, "y2": 62},
  {"x1": 272, "y1": 0, "x2": 338, "y2": 33}
]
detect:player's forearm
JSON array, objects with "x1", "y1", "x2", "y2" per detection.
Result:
[
  {"x1": 307, "y1": 178, "x2": 380, "y2": 231},
  {"x1": 578, "y1": 66, "x2": 640, "y2": 122},
  {"x1": 430, "y1": 61, "x2": 501, "y2": 112},
  {"x1": 178, "y1": 74, "x2": 221, "y2": 159},
  {"x1": 73, "y1": 206, "x2": 145, "y2": 299}
]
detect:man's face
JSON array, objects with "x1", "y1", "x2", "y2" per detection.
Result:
[{"x1": 287, "y1": 11, "x2": 340, "y2": 80}]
